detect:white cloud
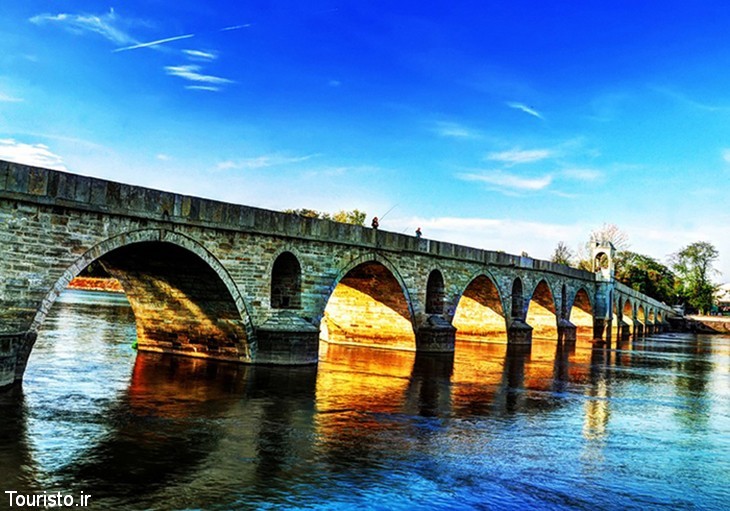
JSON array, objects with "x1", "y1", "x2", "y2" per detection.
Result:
[
  {"x1": 156, "y1": 154, "x2": 170, "y2": 161},
  {"x1": 486, "y1": 148, "x2": 553, "y2": 164},
  {"x1": 216, "y1": 154, "x2": 319, "y2": 170},
  {"x1": 114, "y1": 34, "x2": 195, "y2": 53},
  {"x1": 433, "y1": 121, "x2": 480, "y2": 139},
  {"x1": 183, "y1": 49, "x2": 218, "y2": 61},
  {"x1": 328, "y1": 79, "x2": 341, "y2": 87},
  {"x1": 560, "y1": 168, "x2": 603, "y2": 181},
  {"x1": 722, "y1": 149, "x2": 730, "y2": 164},
  {"x1": 387, "y1": 215, "x2": 586, "y2": 260},
  {"x1": 506, "y1": 101, "x2": 543, "y2": 119},
  {"x1": 165, "y1": 65, "x2": 233, "y2": 85},
  {"x1": 29, "y1": 8, "x2": 135, "y2": 46},
  {"x1": 458, "y1": 170, "x2": 553, "y2": 191},
  {"x1": 0, "y1": 139, "x2": 66, "y2": 170}
]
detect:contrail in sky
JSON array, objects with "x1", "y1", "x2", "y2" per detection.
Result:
[{"x1": 114, "y1": 33, "x2": 195, "y2": 52}]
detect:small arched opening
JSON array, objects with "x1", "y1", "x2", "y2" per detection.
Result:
[
  {"x1": 425, "y1": 269, "x2": 445, "y2": 315},
  {"x1": 271, "y1": 251, "x2": 302, "y2": 309},
  {"x1": 511, "y1": 278, "x2": 524, "y2": 320}
]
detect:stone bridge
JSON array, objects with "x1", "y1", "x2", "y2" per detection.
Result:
[{"x1": 0, "y1": 160, "x2": 675, "y2": 389}]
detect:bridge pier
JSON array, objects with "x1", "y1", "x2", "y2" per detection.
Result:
[
  {"x1": 592, "y1": 317, "x2": 609, "y2": 343},
  {"x1": 0, "y1": 332, "x2": 36, "y2": 390},
  {"x1": 254, "y1": 314, "x2": 319, "y2": 365},
  {"x1": 507, "y1": 320, "x2": 532, "y2": 346},
  {"x1": 634, "y1": 321, "x2": 644, "y2": 338},
  {"x1": 415, "y1": 315, "x2": 456, "y2": 352},
  {"x1": 557, "y1": 319, "x2": 577, "y2": 343}
]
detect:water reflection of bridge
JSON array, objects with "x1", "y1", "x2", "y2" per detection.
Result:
[{"x1": 7, "y1": 333, "x2": 697, "y2": 508}]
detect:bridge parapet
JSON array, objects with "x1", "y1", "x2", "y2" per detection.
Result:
[{"x1": 1, "y1": 160, "x2": 595, "y2": 280}]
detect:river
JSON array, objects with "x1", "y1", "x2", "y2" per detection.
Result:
[{"x1": 1, "y1": 289, "x2": 728, "y2": 510}]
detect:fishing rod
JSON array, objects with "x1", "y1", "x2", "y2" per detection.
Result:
[{"x1": 379, "y1": 203, "x2": 398, "y2": 222}]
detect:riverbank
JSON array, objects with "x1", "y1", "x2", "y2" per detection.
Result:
[
  {"x1": 670, "y1": 314, "x2": 730, "y2": 334},
  {"x1": 67, "y1": 277, "x2": 124, "y2": 293}
]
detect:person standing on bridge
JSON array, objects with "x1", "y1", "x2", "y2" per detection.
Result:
[
  {"x1": 416, "y1": 227, "x2": 422, "y2": 239},
  {"x1": 371, "y1": 216, "x2": 379, "y2": 229}
]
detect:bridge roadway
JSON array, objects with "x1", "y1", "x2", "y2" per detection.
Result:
[{"x1": 0, "y1": 160, "x2": 674, "y2": 389}]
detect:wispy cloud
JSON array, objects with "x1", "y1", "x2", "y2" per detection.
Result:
[
  {"x1": 486, "y1": 148, "x2": 553, "y2": 164},
  {"x1": 0, "y1": 139, "x2": 66, "y2": 170},
  {"x1": 458, "y1": 170, "x2": 552, "y2": 191},
  {"x1": 183, "y1": 49, "x2": 218, "y2": 61},
  {"x1": 216, "y1": 154, "x2": 320, "y2": 170},
  {"x1": 0, "y1": 93, "x2": 23, "y2": 103},
  {"x1": 560, "y1": 168, "x2": 602, "y2": 181},
  {"x1": 29, "y1": 8, "x2": 135, "y2": 46},
  {"x1": 165, "y1": 65, "x2": 234, "y2": 85},
  {"x1": 114, "y1": 34, "x2": 195, "y2": 53},
  {"x1": 186, "y1": 85, "x2": 221, "y2": 92},
  {"x1": 220, "y1": 24, "x2": 251, "y2": 32},
  {"x1": 722, "y1": 149, "x2": 730, "y2": 164},
  {"x1": 506, "y1": 101, "x2": 543, "y2": 119},
  {"x1": 653, "y1": 86, "x2": 730, "y2": 113},
  {"x1": 433, "y1": 121, "x2": 480, "y2": 139}
]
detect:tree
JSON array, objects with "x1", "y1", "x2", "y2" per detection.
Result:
[
  {"x1": 614, "y1": 251, "x2": 677, "y2": 304},
  {"x1": 284, "y1": 208, "x2": 367, "y2": 226},
  {"x1": 551, "y1": 241, "x2": 575, "y2": 266},
  {"x1": 588, "y1": 223, "x2": 630, "y2": 252},
  {"x1": 671, "y1": 241, "x2": 720, "y2": 314}
]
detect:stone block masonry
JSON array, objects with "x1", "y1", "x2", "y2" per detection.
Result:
[{"x1": 0, "y1": 160, "x2": 676, "y2": 389}]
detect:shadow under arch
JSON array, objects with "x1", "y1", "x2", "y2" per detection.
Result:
[
  {"x1": 24, "y1": 229, "x2": 254, "y2": 370},
  {"x1": 526, "y1": 279, "x2": 558, "y2": 340},
  {"x1": 569, "y1": 287, "x2": 594, "y2": 338},
  {"x1": 452, "y1": 271, "x2": 508, "y2": 342},
  {"x1": 319, "y1": 253, "x2": 416, "y2": 350},
  {"x1": 621, "y1": 299, "x2": 635, "y2": 340}
]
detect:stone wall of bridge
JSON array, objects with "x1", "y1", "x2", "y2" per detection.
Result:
[{"x1": 0, "y1": 160, "x2": 676, "y2": 388}]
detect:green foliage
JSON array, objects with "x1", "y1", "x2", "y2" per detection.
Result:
[
  {"x1": 283, "y1": 208, "x2": 367, "y2": 226},
  {"x1": 671, "y1": 241, "x2": 720, "y2": 314},
  {"x1": 614, "y1": 251, "x2": 677, "y2": 304}
]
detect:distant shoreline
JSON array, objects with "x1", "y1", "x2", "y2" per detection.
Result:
[{"x1": 67, "y1": 277, "x2": 124, "y2": 294}]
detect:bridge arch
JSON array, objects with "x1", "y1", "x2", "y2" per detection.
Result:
[
  {"x1": 319, "y1": 253, "x2": 416, "y2": 350},
  {"x1": 568, "y1": 287, "x2": 594, "y2": 337},
  {"x1": 525, "y1": 279, "x2": 558, "y2": 340},
  {"x1": 30, "y1": 228, "x2": 255, "y2": 360},
  {"x1": 452, "y1": 271, "x2": 507, "y2": 341}
]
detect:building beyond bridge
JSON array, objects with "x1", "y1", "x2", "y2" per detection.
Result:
[{"x1": 0, "y1": 160, "x2": 675, "y2": 389}]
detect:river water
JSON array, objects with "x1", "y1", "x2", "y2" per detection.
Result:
[{"x1": 1, "y1": 290, "x2": 728, "y2": 510}]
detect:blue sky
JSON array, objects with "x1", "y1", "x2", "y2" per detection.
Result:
[{"x1": 2, "y1": 1, "x2": 730, "y2": 279}]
